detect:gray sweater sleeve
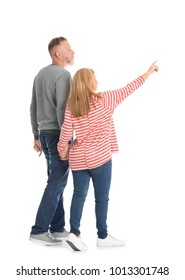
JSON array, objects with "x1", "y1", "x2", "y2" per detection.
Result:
[
  {"x1": 30, "y1": 79, "x2": 39, "y2": 139},
  {"x1": 56, "y1": 71, "x2": 72, "y2": 128}
]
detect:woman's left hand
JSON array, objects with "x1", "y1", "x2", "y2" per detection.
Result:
[{"x1": 59, "y1": 144, "x2": 70, "y2": 160}]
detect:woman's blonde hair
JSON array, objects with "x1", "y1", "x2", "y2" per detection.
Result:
[{"x1": 67, "y1": 68, "x2": 100, "y2": 117}]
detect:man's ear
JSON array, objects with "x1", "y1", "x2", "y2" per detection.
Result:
[{"x1": 55, "y1": 50, "x2": 62, "y2": 59}]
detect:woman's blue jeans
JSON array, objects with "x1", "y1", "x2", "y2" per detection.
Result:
[
  {"x1": 31, "y1": 132, "x2": 69, "y2": 234},
  {"x1": 70, "y1": 159, "x2": 112, "y2": 239}
]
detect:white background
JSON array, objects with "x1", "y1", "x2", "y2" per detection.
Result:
[{"x1": 1, "y1": 0, "x2": 185, "y2": 279}]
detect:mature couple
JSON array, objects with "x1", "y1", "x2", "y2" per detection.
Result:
[{"x1": 30, "y1": 36, "x2": 158, "y2": 251}]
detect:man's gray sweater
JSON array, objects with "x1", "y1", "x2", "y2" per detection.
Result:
[{"x1": 30, "y1": 64, "x2": 72, "y2": 139}]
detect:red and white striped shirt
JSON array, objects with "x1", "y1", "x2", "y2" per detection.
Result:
[{"x1": 58, "y1": 76, "x2": 144, "y2": 170}]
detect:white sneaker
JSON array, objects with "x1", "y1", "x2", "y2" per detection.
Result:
[
  {"x1": 66, "y1": 233, "x2": 88, "y2": 251},
  {"x1": 97, "y1": 234, "x2": 125, "y2": 247}
]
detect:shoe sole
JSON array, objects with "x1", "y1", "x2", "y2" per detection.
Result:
[
  {"x1": 50, "y1": 236, "x2": 68, "y2": 240},
  {"x1": 49, "y1": 232, "x2": 69, "y2": 240},
  {"x1": 66, "y1": 240, "x2": 80, "y2": 251},
  {"x1": 29, "y1": 237, "x2": 63, "y2": 246}
]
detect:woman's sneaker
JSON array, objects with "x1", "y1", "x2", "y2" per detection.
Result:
[
  {"x1": 66, "y1": 233, "x2": 88, "y2": 251},
  {"x1": 97, "y1": 234, "x2": 125, "y2": 247}
]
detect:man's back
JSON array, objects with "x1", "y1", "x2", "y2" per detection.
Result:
[{"x1": 30, "y1": 64, "x2": 71, "y2": 137}]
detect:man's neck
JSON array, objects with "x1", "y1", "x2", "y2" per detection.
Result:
[{"x1": 52, "y1": 58, "x2": 66, "y2": 68}]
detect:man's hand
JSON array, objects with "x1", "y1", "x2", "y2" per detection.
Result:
[{"x1": 33, "y1": 139, "x2": 42, "y2": 156}]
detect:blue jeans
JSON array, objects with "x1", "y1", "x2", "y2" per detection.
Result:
[
  {"x1": 31, "y1": 132, "x2": 69, "y2": 234},
  {"x1": 70, "y1": 159, "x2": 112, "y2": 239}
]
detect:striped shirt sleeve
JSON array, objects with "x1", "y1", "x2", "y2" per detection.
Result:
[
  {"x1": 101, "y1": 76, "x2": 144, "y2": 110},
  {"x1": 57, "y1": 108, "x2": 73, "y2": 152}
]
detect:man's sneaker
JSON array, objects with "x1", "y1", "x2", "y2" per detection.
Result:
[
  {"x1": 97, "y1": 234, "x2": 125, "y2": 247},
  {"x1": 66, "y1": 233, "x2": 88, "y2": 251},
  {"x1": 50, "y1": 230, "x2": 69, "y2": 240},
  {"x1": 29, "y1": 233, "x2": 63, "y2": 246}
]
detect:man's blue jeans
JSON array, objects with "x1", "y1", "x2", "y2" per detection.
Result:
[
  {"x1": 31, "y1": 132, "x2": 69, "y2": 234},
  {"x1": 70, "y1": 159, "x2": 112, "y2": 239}
]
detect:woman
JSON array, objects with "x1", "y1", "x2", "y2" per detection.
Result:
[{"x1": 58, "y1": 62, "x2": 158, "y2": 251}]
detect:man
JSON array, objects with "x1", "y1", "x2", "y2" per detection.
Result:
[{"x1": 30, "y1": 37, "x2": 75, "y2": 245}]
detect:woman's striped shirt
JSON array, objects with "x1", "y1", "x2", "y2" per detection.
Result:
[{"x1": 58, "y1": 76, "x2": 144, "y2": 170}]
